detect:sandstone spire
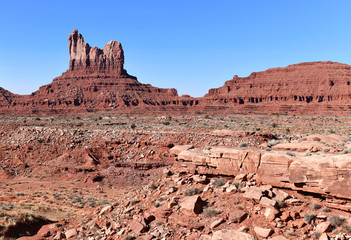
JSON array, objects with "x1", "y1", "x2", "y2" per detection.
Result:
[{"x1": 67, "y1": 29, "x2": 128, "y2": 76}]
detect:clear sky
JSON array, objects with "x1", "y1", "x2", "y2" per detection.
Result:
[{"x1": 0, "y1": 1, "x2": 350, "y2": 97}]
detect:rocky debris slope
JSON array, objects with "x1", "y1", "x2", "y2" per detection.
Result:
[
  {"x1": 2, "y1": 116, "x2": 351, "y2": 239},
  {"x1": 16, "y1": 166, "x2": 351, "y2": 239}
]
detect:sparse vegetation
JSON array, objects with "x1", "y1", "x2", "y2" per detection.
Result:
[
  {"x1": 322, "y1": 206, "x2": 331, "y2": 212},
  {"x1": 304, "y1": 150, "x2": 311, "y2": 156},
  {"x1": 203, "y1": 208, "x2": 220, "y2": 217},
  {"x1": 311, "y1": 202, "x2": 321, "y2": 210},
  {"x1": 184, "y1": 188, "x2": 201, "y2": 196},
  {"x1": 313, "y1": 231, "x2": 321, "y2": 239},
  {"x1": 304, "y1": 212, "x2": 316, "y2": 224},
  {"x1": 213, "y1": 178, "x2": 226, "y2": 188},
  {"x1": 130, "y1": 123, "x2": 136, "y2": 129},
  {"x1": 329, "y1": 215, "x2": 345, "y2": 227},
  {"x1": 239, "y1": 142, "x2": 248, "y2": 147},
  {"x1": 274, "y1": 198, "x2": 287, "y2": 209},
  {"x1": 124, "y1": 235, "x2": 135, "y2": 240}
]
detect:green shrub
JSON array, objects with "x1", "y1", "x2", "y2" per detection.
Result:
[{"x1": 130, "y1": 123, "x2": 136, "y2": 129}]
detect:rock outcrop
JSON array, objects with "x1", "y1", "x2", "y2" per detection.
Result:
[
  {"x1": 172, "y1": 136, "x2": 351, "y2": 210},
  {"x1": 0, "y1": 30, "x2": 194, "y2": 114},
  {"x1": 67, "y1": 29, "x2": 130, "y2": 77}
]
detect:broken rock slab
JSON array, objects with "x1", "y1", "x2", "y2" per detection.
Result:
[{"x1": 211, "y1": 229, "x2": 256, "y2": 240}]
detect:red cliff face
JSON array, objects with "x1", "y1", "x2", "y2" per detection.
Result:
[
  {"x1": 205, "y1": 61, "x2": 351, "y2": 104},
  {"x1": 201, "y1": 61, "x2": 351, "y2": 115}
]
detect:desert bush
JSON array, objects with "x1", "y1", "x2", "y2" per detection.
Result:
[
  {"x1": 130, "y1": 123, "x2": 136, "y2": 129},
  {"x1": 311, "y1": 202, "x2": 321, "y2": 210},
  {"x1": 149, "y1": 182, "x2": 158, "y2": 190},
  {"x1": 161, "y1": 121, "x2": 170, "y2": 125},
  {"x1": 184, "y1": 188, "x2": 201, "y2": 196},
  {"x1": 124, "y1": 235, "x2": 135, "y2": 240},
  {"x1": 239, "y1": 142, "x2": 248, "y2": 147},
  {"x1": 213, "y1": 178, "x2": 226, "y2": 188},
  {"x1": 204, "y1": 208, "x2": 220, "y2": 217},
  {"x1": 232, "y1": 181, "x2": 243, "y2": 191},
  {"x1": 313, "y1": 231, "x2": 321, "y2": 239},
  {"x1": 304, "y1": 150, "x2": 311, "y2": 156},
  {"x1": 304, "y1": 212, "x2": 316, "y2": 224},
  {"x1": 342, "y1": 148, "x2": 351, "y2": 154},
  {"x1": 322, "y1": 206, "x2": 331, "y2": 212},
  {"x1": 329, "y1": 215, "x2": 345, "y2": 227},
  {"x1": 274, "y1": 198, "x2": 287, "y2": 209}
]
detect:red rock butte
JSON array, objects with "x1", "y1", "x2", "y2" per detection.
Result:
[{"x1": 1, "y1": 30, "x2": 351, "y2": 115}]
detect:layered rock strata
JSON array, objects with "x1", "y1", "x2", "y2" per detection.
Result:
[{"x1": 171, "y1": 144, "x2": 351, "y2": 209}]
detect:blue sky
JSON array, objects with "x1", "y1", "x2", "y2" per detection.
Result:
[{"x1": 0, "y1": 1, "x2": 350, "y2": 97}]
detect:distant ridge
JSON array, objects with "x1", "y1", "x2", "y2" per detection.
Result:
[{"x1": 1, "y1": 30, "x2": 351, "y2": 115}]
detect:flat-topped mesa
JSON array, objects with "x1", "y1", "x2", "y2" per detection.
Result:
[
  {"x1": 67, "y1": 29, "x2": 132, "y2": 77},
  {"x1": 205, "y1": 61, "x2": 351, "y2": 105}
]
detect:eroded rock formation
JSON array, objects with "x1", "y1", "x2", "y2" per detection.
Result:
[
  {"x1": 0, "y1": 30, "x2": 189, "y2": 114},
  {"x1": 67, "y1": 29, "x2": 129, "y2": 76}
]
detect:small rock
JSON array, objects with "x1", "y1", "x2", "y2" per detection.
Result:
[
  {"x1": 193, "y1": 175, "x2": 207, "y2": 183},
  {"x1": 229, "y1": 210, "x2": 248, "y2": 223},
  {"x1": 129, "y1": 216, "x2": 147, "y2": 234},
  {"x1": 315, "y1": 221, "x2": 331, "y2": 233},
  {"x1": 243, "y1": 186, "x2": 264, "y2": 201},
  {"x1": 180, "y1": 195, "x2": 204, "y2": 215},
  {"x1": 225, "y1": 185, "x2": 237, "y2": 193},
  {"x1": 65, "y1": 228, "x2": 78, "y2": 239},
  {"x1": 211, "y1": 218, "x2": 225, "y2": 229},
  {"x1": 270, "y1": 236, "x2": 289, "y2": 240},
  {"x1": 211, "y1": 229, "x2": 256, "y2": 240},
  {"x1": 260, "y1": 197, "x2": 278, "y2": 208},
  {"x1": 319, "y1": 233, "x2": 329, "y2": 240},
  {"x1": 234, "y1": 173, "x2": 247, "y2": 181},
  {"x1": 253, "y1": 226, "x2": 273, "y2": 238},
  {"x1": 99, "y1": 205, "x2": 113, "y2": 216},
  {"x1": 264, "y1": 207, "x2": 279, "y2": 221},
  {"x1": 280, "y1": 211, "x2": 291, "y2": 222}
]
